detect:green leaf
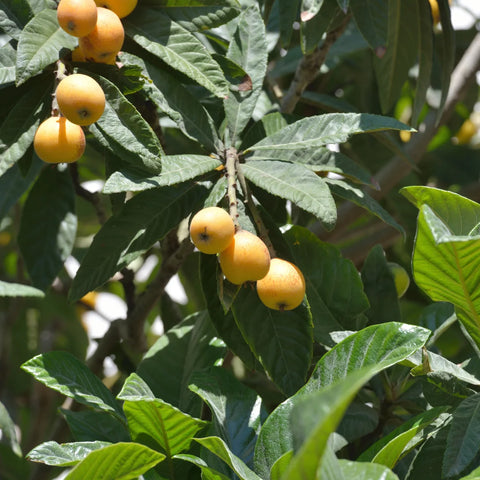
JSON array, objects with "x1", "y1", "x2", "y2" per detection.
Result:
[
  {"x1": 242, "y1": 160, "x2": 337, "y2": 230},
  {"x1": 15, "y1": 9, "x2": 76, "y2": 85},
  {"x1": 189, "y1": 367, "x2": 267, "y2": 468},
  {"x1": 338, "y1": 461, "x2": 399, "y2": 480},
  {"x1": 254, "y1": 322, "x2": 430, "y2": 478},
  {"x1": 103, "y1": 155, "x2": 221, "y2": 193},
  {"x1": 18, "y1": 166, "x2": 77, "y2": 291},
  {"x1": 436, "y1": 0, "x2": 455, "y2": 123},
  {"x1": 69, "y1": 182, "x2": 207, "y2": 301},
  {"x1": 411, "y1": 0, "x2": 434, "y2": 126},
  {"x1": 402, "y1": 186, "x2": 480, "y2": 351},
  {"x1": 278, "y1": 0, "x2": 301, "y2": 47},
  {"x1": 460, "y1": 465, "x2": 480, "y2": 480},
  {"x1": 271, "y1": 451, "x2": 294, "y2": 480},
  {"x1": 0, "y1": 281, "x2": 44, "y2": 298},
  {"x1": 199, "y1": 254, "x2": 257, "y2": 369},
  {"x1": 423, "y1": 372, "x2": 474, "y2": 407},
  {"x1": 27, "y1": 441, "x2": 111, "y2": 466},
  {"x1": 21, "y1": 351, "x2": 123, "y2": 417},
  {"x1": 300, "y1": 0, "x2": 324, "y2": 21},
  {"x1": 358, "y1": 407, "x2": 448, "y2": 467},
  {"x1": 174, "y1": 454, "x2": 231, "y2": 480},
  {"x1": 61, "y1": 409, "x2": 130, "y2": 443},
  {"x1": 121, "y1": 396, "x2": 207, "y2": 457},
  {"x1": 350, "y1": 0, "x2": 387, "y2": 52},
  {"x1": 89, "y1": 74, "x2": 163, "y2": 174},
  {"x1": 0, "y1": 157, "x2": 43, "y2": 222},
  {"x1": 195, "y1": 436, "x2": 262, "y2": 480},
  {"x1": 284, "y1": 226, "x2": 369, "y2": 342},
  {"x1": 136, "y1": 312, "x2": 226, "y2": 418},
  {"x1": 246, "y1": 113, "x2": 413, "y2": 152},
  {"x1": 138, "y1": 0, "x2": 241, "y2": 32},
  {"x1": 125, "y1": 9, "x2": 228, "y2": 98},
  {"x1": 360, "y1": 244, "x2": 401, "y2": 325},
  {"x1": 326, "y1": 178, "x2": 405, "y2": 234},
  {"x1": 0, "y1": 0, "x2": 33, "y2": 40},
  {"x1": 443, "y1": 393, "x2": 480, "y2": 478},
  {"x1": 0, "y1": 76, "x2": 51, "y2": 176},
  {"x1": 64, "y1": 442, "x2": 165, "y2": 480},
  {"x1": 0, "y1": 400, "x2": 21, "y2": 456},
  {"x1": 120, "y1": 52, "x2": 220, "y2": 152},
  {"x1": 224, "y1": 5, "x2": 267, "y2": 140},
  {"x1": 231, "y1": 284, "x2": 313, "y2": 396},
  {"x1": 373, "y1": 0, "x2": 419, "y2": 113},
  {"x1": 0, "y1": 41, "x2": 16, "y2": 84}
]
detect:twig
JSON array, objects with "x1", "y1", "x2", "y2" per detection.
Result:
[
  {"x1": 313, "y1": 32, "x2": 480, "y2": 240},
  {"x1": 281, "y1": 14, "x2": 351, "y2": 114},
  {"x1": 225, "y1": 147, "x2": 240, "y2": 229}
]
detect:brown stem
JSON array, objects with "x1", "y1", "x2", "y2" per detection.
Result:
[
  {"x1": 225, "y1": 147, "x2": 240, "y2": 229},
  {"x1": 281, "y1": 14, "x2": 351, "y2": 114}
]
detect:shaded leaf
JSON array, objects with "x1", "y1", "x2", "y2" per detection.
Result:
[
  {"x1": 0, "y1": 400, "x2": 21, "y2": 456},
  {"x1": 0, "y1": 0, "x2": 32, "y2": 40},
  {"x1": 0, "y1": 41, "x2": 16, "y2": 84},
  {"x1": 278, "y1": 0, "x2": 301, "y2": 47},
  {"x1": 350, "y1": 0, "x2": 387, "y2": 52},
  {"x1": 0, "y1": 281, "x2": 44, "y2": 298},
  {"x1": 174, "y1": 454, "x2": 231, "y2": 480}
]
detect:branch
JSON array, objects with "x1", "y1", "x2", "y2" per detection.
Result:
[
  {"x1": 313, "y1": 32, "x2": 480, "y2": 241},
  {"x1": 281, "y1": 15, "x2": 351, "y2": 114},
  {"x1": 225, "y1": 147, "x2": 240, "y2": 229}
]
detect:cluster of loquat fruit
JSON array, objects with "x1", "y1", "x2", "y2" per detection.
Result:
[
  {"x1": 190, "y1": 207, "x2": 306, "y2": 311},
  {"x1": 33, "y1": 0, "x2": 137, "y2": 164}
]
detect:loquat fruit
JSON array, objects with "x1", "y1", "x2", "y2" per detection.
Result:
[
  {"x1": 57, "y1": 0, "x2": 98, "y2": 37},
  {"x1": 34, "y1": 116, "x2": 86, "y2": 164},
  {"x1": 387, "y1": 262, "x2": 410, "y2": 298},
  {"x1": 71, "y1": 45, "x2": 86, "y2": 62},
  {"x1": 190, "y1": 207, "x2": 235, "y2": 255},
  {"x1": 79, "y1": 7, "x2": 124, "y2": 64},
  {"x1": 56, "y1": 73, "x2": 106, "y2": 126},
  {"x1": 219, "y1": 230, "x2": 270, "y2": 285},
  {"x1": 94, "y1": 0, "x2": 138, "y2": 19},
  {"x1": 256, "y1": 258, "x2": 306, "y2": 311}
]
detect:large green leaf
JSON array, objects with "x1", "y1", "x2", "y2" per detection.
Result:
[
  {"x1": 0, "y1": 76, "x2": 51, "y2": 176},
  {"x1": 120, "y1": 52, "x2": 220, "y2": 152},
  {"x1": 411, "y1": 0, "x2": 434, "y2": 126},
  {"x1": 360, "y1": 244, "x2": 401, "y2": 325},
  {"x1": 199, "y1": 254, "x2": 257, "y2": 369},
  {"x1": 350, "y1": 0, "x2": 387, "y2": 52},
  {"x1": 254, "y1": 322, "x2": 430, "y2": 479},
  {"x1": 242, "y1": 160, "x2": 337, "y2": 230},
  {"x1": 443, "y1": 393, "x2": 480, "y2": 478},
  {"x1": 174, "y1": 454, "x2": 231, "y2": 480},
  {"x1": 189, "y1": 367, "x2": 267, "y2": 468},
  {"x1": 461, "y1": 466, "x2": 480, "y2": 480},
  {"x1": 0, "y1": 41, "x2": 16, "y2": 84},
  {"x1": 69, "y1": 182, "x2": 207, "y2": 301},
  {"x1": 246, "y1": 113, "x2": 413, "y2": 152},
  {"x1": 338, "y1": 461, "x2": 399, "y2": 480},
  {"x1": 27, "y1": 441, "x2": 110, "y2": 466},
  {"x1": 89, "y1": 75, "x2": 163, "y2": 174},
  {"x1": 224, "y1": 5, "x2": 267, "y2": 140},
  {"x1": 231, "y1": 283, "x2": 313, "y2": 397},
  {"x1": 137, "y1": 0, "x2": 241, "y2": 31},
  {"x1": 278, "y1": 0, "x2": 301, "y2": 47},
  {"x1": 326, "y1": 178, "x2": 405, "y2": 233},
  {"x1": 125, "y1": 9, "x2": 228, "y2": 98},
  {"x1": 358, "y1": 407, "x2": 448, "y2": 467},
  {"x1": 15, "y1": 9, "x2": 76, "y2": 85},
  {"x1": 402, "y1": 186, "x2": 480, "y2": 351},
  {"x1": 0, "y1": 0, "x2": 32, "y2": 40},
  {"x1": 103, "y1": 155, "x2": 221, "y2": 194},
  {"x1": 284, "y1": 226, "x2": 368, "y2": 342},
  {"x1": 21, "y1": 351, "x2": 123, "y2": 417},
  {"x1": 195, "y1": 436, "x2": 262, "y2": 480},
  {"x1": 136, "y1": 312, "x2": 226, "y2": 418},
  {"x1": 0, "y1": 281, "x2": 44, "y2": 298},
  {"x1": 119, "y1": 375, "x2": 207, "y2": 457},
  {"x1": 64, "y1": 443, "x2": 165, "y2": 480},
  {"x1": 373, "y1": 0, "x2": 419, "y2": 114},
  {"x1": 18, "y1": 166, "x2": 77, "y2": 291},
  {"x1": 0, "y1": 400, "x2": 21, "y2": 456}
]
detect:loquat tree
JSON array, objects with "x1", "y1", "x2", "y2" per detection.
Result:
[{"x1": 1, "y1": 0, "x2": 480, "y2": 479}]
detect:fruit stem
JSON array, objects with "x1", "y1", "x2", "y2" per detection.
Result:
[
  {"x1": 225, "y1": 146, "x2": 240, "y2": 230},
  {"x1": 52, "y1": 59, "x2": 68, "y2": 116},
  {"x1": 237, "y1": 165, "x2": 277, "y2": 257}
]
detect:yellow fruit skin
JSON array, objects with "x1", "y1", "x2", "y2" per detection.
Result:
[
  {"x1": 57, "y1": 0, "x2": 98, "y2": 37},
  {"x1": 256, "y1": 258, "x2": 306, "y2": 311},
  {"x1": 94, "y1": 0, "x2": 138, "y2": 18},
  {"x1": 456, "y1": 118, "x2": 477, "y2": 145},
  {"x1": 189, "y1": 207, "x2": 235, "y2": 255},
  {"x1": 71, "y1": 45, "x2": 86, "y2": 62},
  {"x1": 34, "y1": 116, "x2": 86, "y2": 164},
  {"x1": 429, "y1": 0, "x2": 440, "y2": 24},
  {"x1": 219, "y1": 230, "x2": 270, "y2": 285},
  {"x1": 387, "y1": 262, "x2": 410, "y2": 298},
  {"x1": 56, "y1": 74, "x2": 106, "y2": 126},
  {"x1": 79, "y1": 7, "x2": 124, "y2": 63}
]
